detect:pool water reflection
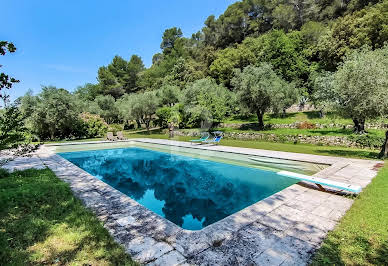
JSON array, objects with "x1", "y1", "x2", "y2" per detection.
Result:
[{"x1": 59, "y1": 147, "x2": 297, "y2": 230}]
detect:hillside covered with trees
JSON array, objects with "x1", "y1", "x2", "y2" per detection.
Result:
[{"x1": 2, "y1": 0, "x2": 388, "y2": 157}]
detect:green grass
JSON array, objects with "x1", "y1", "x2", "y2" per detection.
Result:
[
  {"x1": 311, "y1": 163, "x2": 388, "y2": 265},
  {"x1": 122, "y1": 131, "x2": 380, "y2": 160},
  {"x1": 225, "y1": 111, "x2": 388, "y2": 126},
  {"x1": 0, "y1": 168, "x2": 136, "y2": 266},
  {"x1": 225, "y1": 111, "x2": 354, "y2": 125}
]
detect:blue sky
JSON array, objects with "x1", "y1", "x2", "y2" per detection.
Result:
[{"x1": 2, "y1": 0, "x2": 237, "y2": 101}]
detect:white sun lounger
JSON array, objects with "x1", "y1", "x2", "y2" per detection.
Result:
[{"x1": 277, "y1": 171, "x2": 362, "y2": 193}]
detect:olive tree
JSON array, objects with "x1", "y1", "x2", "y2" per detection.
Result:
[
  {"x1": 156, "y1": 84, "x2": 181, "y2": 107},
  {"x1": 117, "y1": 92, "x2": 159, "y2": 131},
  {"x1": 332, "y1": 46, "x2": 388, "y2": 136},
  {"x1": 329, "y1": 46, "x2": 388, "y2": 158},
  {"x1": 20, "y1": 86, "x2": 83, "y2": 140},
  {"x1": 181, "y1": 78, "x2": 232, "y2": 128},
  {"x1": 231, "y1": 64, "x2": 298, "y2": 129},
  {"x1": 88, "y1": 95, "x2": 119, "y2": 124},
  {"x1": 311, "y1": 71, "x2": 336, "y2": 118}
]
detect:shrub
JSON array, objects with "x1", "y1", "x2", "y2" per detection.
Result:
[
  {"x1": 0, "y1": 168, "x2": 10, "y2": 179},
  {"x1": 297, "y1": 121, "x2": 316, "y2": 129},
  {"x1": 79, "y1": 113, "x2": 108, "y2": 138},
  {"x1": 0, "y1": 105, "x2": 28, "y2": 149},
  {"x1": 347, "y1": 134, "x2": 384, "y2": 149},
  {"x1": 155, "y1": 107, "x2": 172, "y2": 128},
  {"x1": 277, "y1": 135, "x2": 289, "y2": 143},
  {"x1": 20, "y1": 86, "x2": 85, "y2": 140}
]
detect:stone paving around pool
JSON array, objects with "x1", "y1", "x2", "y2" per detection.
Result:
[{"x1": 1, "y1": 139, "x2": 383, "y2": 266}]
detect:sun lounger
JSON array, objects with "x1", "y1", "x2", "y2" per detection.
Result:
[
  {"x1": 117, "y1": 131, "x2": 126, "y2": 140},
  {"x1": 203, "y1": 135, "x2": 222, "y2": 145},
  {"x1": 189, "y1": 134, "x2": 209, "y2": 144},
  {"x1": 106, "y1": 132, "x2": 117, "y2": 141}
]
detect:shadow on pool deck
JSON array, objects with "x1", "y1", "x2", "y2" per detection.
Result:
[{"x1": 315, "y1": 149, "x2": 379, "y2": 159}]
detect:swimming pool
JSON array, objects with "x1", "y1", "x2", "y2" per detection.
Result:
[{"x1": 58, "y1": 143, "x2": 326, "y2": 230}]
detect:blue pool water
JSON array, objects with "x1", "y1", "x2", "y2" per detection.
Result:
[{"x1": 59, "y1": 147, "x2": 297, "y2": 230}]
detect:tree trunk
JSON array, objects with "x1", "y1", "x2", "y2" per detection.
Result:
[
  {"x1": 282, "y1": 108, "x2": 287, "y2": 117},
  {"x1": 168, "y1": 123, "x2": 174, "y2": 138},
  {"x1": 353, "y1": 118, "x2": 365, "y2": 134},
  {"x1": 50, "y1": 127, "x2": 55, "y2": 140},
  {"x1": 136, "y1": 120, "x2": 142, "y2": 129},
  {"x1": 257, "y1": 110, "x2": 264, "y2": 130},
  {"x1": 319, "y1": 109, "x2": 325, "y2": 118},
  {"x1": 379, "y1": 130, "x2": 388, "y2": 159},
  {"x1": 145, "y1": 118, "x2": 150, "y2": 132}
]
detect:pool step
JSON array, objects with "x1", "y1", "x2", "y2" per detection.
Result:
[{"x1": 277, "y1": 171, "x2": 362, "y2": 193}]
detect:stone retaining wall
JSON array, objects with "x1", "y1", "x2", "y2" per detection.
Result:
[
  {"x1": 175, "y1": 130, "x2": 380, "y2": 149},
  {"x1": 220, "y1": 122, "x2": 388, "y2": 130}
]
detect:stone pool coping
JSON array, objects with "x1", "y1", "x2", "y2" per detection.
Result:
[{"x1": 6, "y1": 139, "x2": 383, "y2": 265}]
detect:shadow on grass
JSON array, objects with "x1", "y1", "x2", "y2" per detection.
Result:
[
  {"x1": 0, "y1": 169, "x2": 135, "y2": 265},
  {"x1": 238, "y1": 123, "x2": 261, "y2": 131},
  {"x1": 311, "y1": 235, "x2": 388, "y2": 265},
  {"x1": 304, "y1": 111, "x2": 341, "y2": 120},
  {"x1": 266, "y1": 112, "x2": 298, "y2": 120},
  {"x1": 308, "y1": 128, "x2": 354, "y2": 136},
  {"x1": 310, "y1": 237, "x2": 345, "y2": 265},
  {"x1": 228, "y1": 114, "x2": 257, "y2": 123},
  {"x1": 375, "y1": 239, "x2": 388, "y2": 265},
  {"x1": 304, "y1": 111, "x2": 322, "y2": 120},
  {"x1": 315, "y1": 149, "x2": 379, "y2": 159}
]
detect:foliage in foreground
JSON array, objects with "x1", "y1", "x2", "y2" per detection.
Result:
[
  {"x1": 0, "y1": 168, "x2": 136, "y2": 265},
  {"x1": 0, "y1": 41, "x2": 19, "y2": 104},
  {"x1": 0, "y1": 104, "x2": 29, "y2": 150},
  {"x1": 311, "y1": 163, "x2": 388, "y2": 265}
]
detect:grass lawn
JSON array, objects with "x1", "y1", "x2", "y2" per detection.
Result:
[
  {"x1": 225, "y1": 111, "x2": 388, "y2": 126},
  {"x1": 0, "y1": 168, "x2": 136, "y2": 266},
  {"x1": 311, "y1": 163, "x2": 388, "y2": 265},
  {"x1": 225, "y1": 111, "x2": 352, "y2": 125}
]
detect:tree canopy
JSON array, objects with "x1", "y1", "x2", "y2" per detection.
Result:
[
  {"x1": 331, "y1": 45, "x2": 388, "y2": 133},
  {"x1": 11, "y1": 0, "x2": 388, "y2": 151},
  {"x1": 0, "y1": 41, "x2": 19, "y2": 105},
  {"x1": 232, "y1": 64, "x2": 298, "y2": 129},
  {"x1": 97, "y1": 55, "x2": 144, "y2": 98},
  {"x1": 53, "y1": 0, "x2": 385, "y2": 104},
  {"x1": 182, "y1": 78, "x2": 232, "y2": 127}
]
